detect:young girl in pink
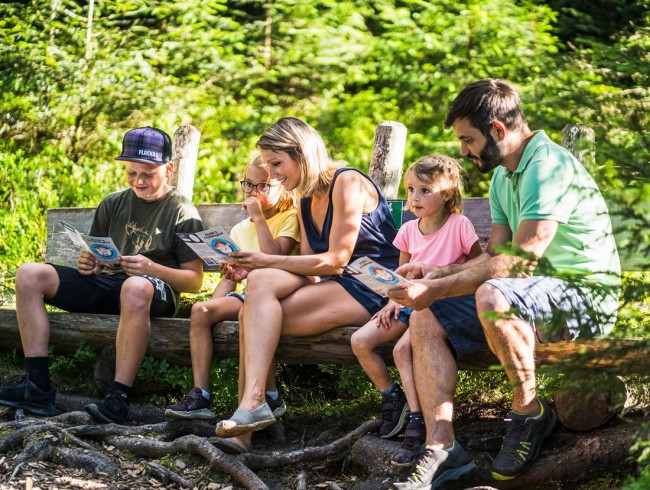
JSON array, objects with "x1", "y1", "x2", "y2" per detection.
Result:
[
  {"x1": 165, "y1": 155, "x2": 299, "y2": 421},
  {"x1": 351, "y1": 154, "x2": 482, "y2": 466}
]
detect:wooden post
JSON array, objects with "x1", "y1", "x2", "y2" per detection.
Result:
[
  {"x1": 170, "y1": 123, "x2": 201, "y2": 201},
  {"x1": 369, "y1": 121, "x2": 407, "y2": 199},
  {"x1": 562, "y1": 123, "x2": 595, "y2": 173}
]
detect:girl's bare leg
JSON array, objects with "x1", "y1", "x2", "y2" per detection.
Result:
[
  {"x1": 190, "y1": 296, "x2": 242, "y2": 390},
  {"x1": 394, "y1": 329, "x2": 421, "y2": 412},
  {"x1": 351, "y1": 318, "x2": 407, "y2": 391}
]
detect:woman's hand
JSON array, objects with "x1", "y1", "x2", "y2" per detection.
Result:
[
  {"x1": 77, "y1": 251, "x2": 101, "y2": 275},
  {"x1": 229, "y1": 250, "x2": 272, "y2": 271},
  {"x1": 371, "y1": 300, "x2": 403, "y2": 330}
]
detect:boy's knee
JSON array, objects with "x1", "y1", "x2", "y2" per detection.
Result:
[
  {"x1": 120, "y1": 276, "x2": 154, "y2": 309},
  {"x1": 16, "y1": 263, "x2": 55, "y2": 295}
]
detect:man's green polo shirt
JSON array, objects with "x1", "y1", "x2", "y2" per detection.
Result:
[{"x1": 488, "y1": 130, "x2": 621, "y2": 333}]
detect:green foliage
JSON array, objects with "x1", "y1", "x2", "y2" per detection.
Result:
[
  {"x1": 138, "y1": 356, "x2": 193, "y2": 404},
  {"x1": 207, "y1": 358, "x2": 240, "y2": 412},
  {"x1": 48, "y1": 341, "x2": 98, "y2": 389},
  {"x1": 337, "y1": 364, "x2": 375, "y2": 399},
  {"x1": 1, "y1": 0, "x2": 647, "y2": 276}
]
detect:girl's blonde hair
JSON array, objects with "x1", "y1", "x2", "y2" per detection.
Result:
[
  {"x1": 246, "y1": 155, "x2": 295, "y2": 213},
  {"x1": 404, "y1": 154, "x2": 464, "y2": 214},
  {"x1": 256, "y1": 116, "x2": 339, "y2": 197}
]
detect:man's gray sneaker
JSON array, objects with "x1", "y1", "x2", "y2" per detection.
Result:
[
  {"x1": 390, "y1": 441, "x2": 477, "y2": 489},
  {"x1": 165, "y1": 387, "x2": 215, "y2": 420},
  {"x1": 0, "y1": 374, "x2": 56, "y2": 416},
  {"x1": 491, "y1": 398, "x2": 557, "y2": 480}
]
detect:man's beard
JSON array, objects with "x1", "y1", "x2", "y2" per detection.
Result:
[{"x1": 470, "y1": 133, "x2": 503, "y2": 173}]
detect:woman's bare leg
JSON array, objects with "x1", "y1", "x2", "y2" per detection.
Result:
[{"x1": 223, "y1": 272, "x2": 372, "y2": 442}]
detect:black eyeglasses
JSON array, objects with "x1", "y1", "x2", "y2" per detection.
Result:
[{"x1": 240, "y1": 180, "x2": 275, "y2": 195}]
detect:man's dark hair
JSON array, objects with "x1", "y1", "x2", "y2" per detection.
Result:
[{"x1": 444, "y1": 79, "x2": 528, "y2": 136}]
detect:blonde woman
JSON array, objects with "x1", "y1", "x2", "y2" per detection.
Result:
[{"x1": 213, "y1": 116, "x2": 399, "y2": 453}]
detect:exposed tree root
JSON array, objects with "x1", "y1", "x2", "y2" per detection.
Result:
[
  {"x1": 0, "y1": 412, "x2": 380, "y2": 489},
  {"x1": 0, "y1": 408, "x2": 646, "y2": 489}
]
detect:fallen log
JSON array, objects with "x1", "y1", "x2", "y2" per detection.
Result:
[
  {"x1": 350, "y1": 415, "x2": 647, "y2": 489},
  {"x1": 0, "y1": 309, "x2": 647, "y2": 373}
]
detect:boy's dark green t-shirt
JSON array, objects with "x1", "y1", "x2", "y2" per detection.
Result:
[{"x1": 89, "y1": 187, "x2": 204, "y2": 311}]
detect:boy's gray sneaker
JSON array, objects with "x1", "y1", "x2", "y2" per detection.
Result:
[
  {"x1": 380, "y1": 387, "x2": 409, "y2": 439},
  {"x1": 491, "y1": 398, "x2": 557, "y2": 480},
  {"x1": 165, "y1": 387, "x2": 215, "y2": 420},
  {"x1": 265, "y1": 392, "x2": 286, "y2": 418},
  {"x1": 390, "y1": 441, "x2": 477, "y2": 489},
  {"x1": 0, "y1": 374, "x2": 56, "y2": 417}
]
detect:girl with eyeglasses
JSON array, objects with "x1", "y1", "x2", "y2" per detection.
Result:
[{"x1": 165, "y1": 155, "x2": 299, "y2": 421}]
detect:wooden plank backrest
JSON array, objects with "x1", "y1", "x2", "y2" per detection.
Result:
[{"x1": 46, "y1": 197, "x2": 638, "y2": 270}]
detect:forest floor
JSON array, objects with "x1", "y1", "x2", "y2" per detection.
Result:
[{"x1": 1, "y1": 390, "x2": 644, "y2": 490}]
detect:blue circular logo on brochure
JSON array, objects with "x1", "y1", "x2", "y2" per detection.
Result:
[
  {"x1": 369, "y1": 266, "x2": 399, "y2": 285},
  {"x1": 210, "y1": 238, "x2": 236, "y2": 255},
  {"x1": 90, "y1": 244, "x2": 118, "y2": 260}
]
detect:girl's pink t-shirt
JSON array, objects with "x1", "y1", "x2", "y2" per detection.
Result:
[{"x1": 393, "y1": 213, "x2": 479, "y2": 267}]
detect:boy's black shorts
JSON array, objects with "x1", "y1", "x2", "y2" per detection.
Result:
[{"x1": 46, "y1": 264, "x2": 175, "y2": 317}]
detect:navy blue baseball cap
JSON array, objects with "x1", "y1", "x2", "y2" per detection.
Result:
[{"x1": 115, "y1": 126, "x2": 172, "y2": 165}]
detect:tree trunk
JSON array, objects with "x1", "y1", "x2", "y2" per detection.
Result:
[{"x1": 369, "y1": 121, "x2": 407, "y2": 199}]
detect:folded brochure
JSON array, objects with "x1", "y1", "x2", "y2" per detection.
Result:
[
  {"x1": 176, "y1": 226, "x2": 240, "y2": 266},
  {"x1": 345, "y1": 256, "x2": 413, "y2": 298},
  {"x1": 59, "y1": 220, "x2": 121, "y2": 266}
]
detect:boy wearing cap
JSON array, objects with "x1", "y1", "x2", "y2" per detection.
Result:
[{"x1": 0, "y1": 127, "x2": 204, "y2": 424}]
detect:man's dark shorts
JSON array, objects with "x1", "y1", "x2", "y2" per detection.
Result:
[
  {"x1": 428, "y1": 276, "x2": 601, "y2": 360},
  {"x1": 47, "y1": 264, "x2": 175, "y2": 317},
  {"x1": 428, "y1": 295, "x2": 488, "y2": 360}
]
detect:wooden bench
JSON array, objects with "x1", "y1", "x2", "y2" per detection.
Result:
[{"x1": 0, "y1": 199, "x2": 645, "y2": 372}]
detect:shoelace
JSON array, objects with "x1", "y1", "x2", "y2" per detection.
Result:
[
  {"x1": 4, "y1": 375, "x2": 26, "y2": 387},
  {"x1": 499, "y1": 417, "x2": 529, "y2": 463},
  {"x1": 104, "y1": 392, "x2": 127, "y2": 411},
  {"x1": 406, "y1": 448, "x2": 435, "y2": 483},
  {"x1": 179, "y1": 391, "x2": 201, "y2": 408}
]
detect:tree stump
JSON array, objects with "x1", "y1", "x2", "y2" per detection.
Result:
[{"x1": 554, "y1": 374, "x2": 627, "y2": 431}]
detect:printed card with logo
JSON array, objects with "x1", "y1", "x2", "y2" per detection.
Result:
[
  {"x1": 59, "y1": 220, "x2": 122, "y2": 266},
  {"x1": 345, "y1": 256, "x2": 414, "y2": 298},
  {"x1": 177, "y1": 226, "x2": 240, "y2": 266}
]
